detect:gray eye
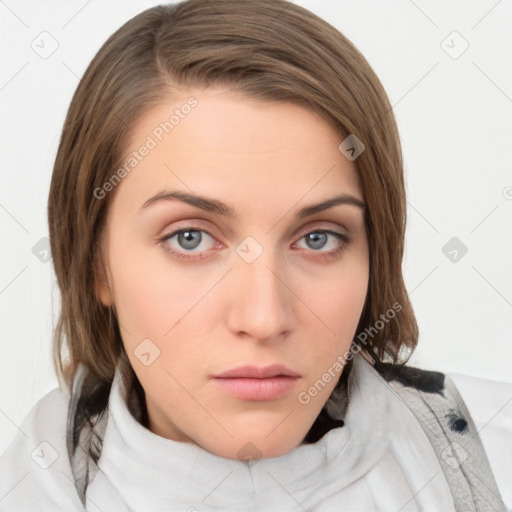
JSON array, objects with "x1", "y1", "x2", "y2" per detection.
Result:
[
  {"x1": 305, "y1": 232, "x2": 328, "y2": 250},
  {"x1": 177, "y1": 230, "x2": 202, "y2": 250}
]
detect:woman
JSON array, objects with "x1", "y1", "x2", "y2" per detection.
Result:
[{"x1": 0, "y1": 0, "x2": 509, "y2": 510}]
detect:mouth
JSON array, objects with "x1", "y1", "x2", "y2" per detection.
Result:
[
  {"x1": 210, "y1": 364, "x2": 301, "y2": 401},
  {"x1": 211, "y1": 376, "x2": 300, "y2": 401}
]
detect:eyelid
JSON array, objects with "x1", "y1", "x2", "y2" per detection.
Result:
[
  {"x1": 293, "y1": 221, "x2": 348, "y2": 240},
  {"x1": 159, "y1": 219, "x2": 348, "y2": 244}
]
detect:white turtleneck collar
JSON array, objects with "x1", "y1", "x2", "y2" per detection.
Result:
[{"x1": 86, "y1": 353, "x2": 456, "y2": 511}]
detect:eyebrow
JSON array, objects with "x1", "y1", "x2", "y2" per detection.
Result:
[{"x1": 140, "y1": 190, "x2": 365, "y2": 218}]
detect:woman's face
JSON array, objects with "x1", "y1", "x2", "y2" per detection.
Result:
[{"x1": 96, "y1": 87, "x2": 369, "y2": 459}]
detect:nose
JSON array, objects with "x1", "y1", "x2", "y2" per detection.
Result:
[{"x1": 226, "y1": 246, "x2": 294, "y2": 342}]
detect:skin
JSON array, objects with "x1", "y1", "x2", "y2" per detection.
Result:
[{"x1": 96, "y1": 86, "x2": 369, "y2": 460}]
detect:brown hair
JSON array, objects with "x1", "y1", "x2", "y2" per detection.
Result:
[{"x1": 48, "y1": 0, "x2": 418, "y2": 400}]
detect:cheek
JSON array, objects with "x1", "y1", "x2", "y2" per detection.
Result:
[
  {"x1": 309, "y1": 263, "x2": 368, "y2": 330},
  {"x1": 107, "y1": 234, "x2": 191, "y2": 340},
  {"x1": 301, "y1": 263, "x2": 368, "y2": 362},
  {"x1": 107, "y1": 237, "x2": 226, "y2": 362}
]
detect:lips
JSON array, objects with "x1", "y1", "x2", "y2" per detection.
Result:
[
  {"x1": 210, "y1": 364, "x2": 301, "y2": 401},
  {"x1": 212, "y1": 364, "x2": 301, "y2": 379}
]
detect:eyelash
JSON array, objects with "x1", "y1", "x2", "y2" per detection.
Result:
[{"x1": 158, "y1": 226, "x2": 350, "y2": 262}]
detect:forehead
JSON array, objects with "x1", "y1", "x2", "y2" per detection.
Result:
[{"x1": 113, "y1": 88, "x2": 363, "y2": 213}]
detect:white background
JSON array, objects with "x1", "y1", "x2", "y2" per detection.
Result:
[{"x1": 1, "y1": 0, "x2": 511, "y2": 458}]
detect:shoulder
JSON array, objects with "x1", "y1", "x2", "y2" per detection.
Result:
[
  {"x1": 447, "y1": 371, "x2": 512, "y2": 509},
  {"x1": 446, "y1": 371, "x2": 512, "y2": 431},
  {"x1": 374, "y1": 360, "x2": 512, "y2": 510},
  {"x1": 0, "y1": 386, "x2": 84, "y2": 510}
]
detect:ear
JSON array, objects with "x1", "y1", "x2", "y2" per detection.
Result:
[{"x1": 94, "y1": 246, "x2": 113, "y2": 307}]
